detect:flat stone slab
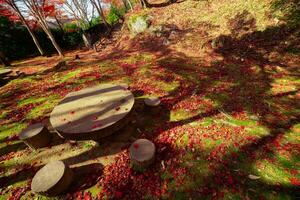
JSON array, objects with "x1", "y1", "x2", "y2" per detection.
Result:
[
  {"x1": 144, "y1": 97, "x2": 161, "y2": 107},
  {"x1": 129, "y1": 139, "x2": 155, "y2": 170},
  {"x1": 31, "y1": 160, "x2": 73, "y2": 196},
  {"x1": 19, "y1": 123, "x2": 51, "y2": 149},
  {"x1": 50, "y1": 84, "x2": 134, "y2": 140},
  {"x1": 0, "y1": 69, "x2": 12, "y2": 77}
]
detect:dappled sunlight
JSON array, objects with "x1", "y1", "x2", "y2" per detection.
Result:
[{"x1": 0, "y1": 0, "x2": 299, "y2": 198}]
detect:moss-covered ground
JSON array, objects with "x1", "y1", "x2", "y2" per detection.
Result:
[{"x1": 0, "y1": 0, "x2": 299, "y2": 199}]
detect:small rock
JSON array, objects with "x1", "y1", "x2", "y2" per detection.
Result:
[
  {"x1": 163, "y1": 39, "x2": 170, "y2": 46},
  {"x1": 144, "y1": 97, "x2": 161, "y2": 107},
  {"x1": 248, "y1": 174, "x2": 260, "y2": 180}
]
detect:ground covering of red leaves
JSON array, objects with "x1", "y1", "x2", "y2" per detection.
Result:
[{"x1": 1, "y1": 2, "x2": 300, "y2": 199}]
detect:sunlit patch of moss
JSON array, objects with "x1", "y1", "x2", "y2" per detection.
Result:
[
  {"x1": 0, "y1": 122, "x2": 27, "y2": 140},
  {"x1": 0, "y1": 110, "x2": 9, "y2": 119},
  {"x1": 254, "y1": 160, "x2": 292, "y2": 185},
  {"x1": 188, "y1": 117, "x2": 215, "y2": 127},
  {"x1": 120, "y1": 53, "x2": 153, "y2": 65},
  {"x1": 170, "y1": 109, "x2": 191, "y2": 122},
  {"x1": 59, "y1": 69, "x2": 82, "y2": 83},
  {"x1": 3, "y1": 141, "x2": 95, "y2": 170},
  {"x1": 26, "y1": 95, "x2": 61, "y2": 119},
  {"x1": 216, "y1": 113, "x2": 270, "y2": 137},
  {"x1": 0, "y1": 193, "x2": 9, "y2": 200},
  {"x1": 99, "y1": 61, "x2": 117, "y2": 72},
  {"x1": 176, "y1": 133, "x2": 189, "y2": 147},
  {"x1": 155, "y1": 80, "x2": 180, "y2": 93},
  {"x1": 85, "y1": 185, "x2": 102, "y2": 198},
  {"x1": 17, "y1": 96, "x2": 47, "y2": 107},
  {"x1": 245, "y1": 126, "x2": 270, "y2": 137},
  {"x1": 202, "y1": 138, "x2": 223, "y2": 150},
  {"x1": 275, "y1": 153, "x2": 300, "y2": 170},
  {"x1": 271, "y1": 77, "x2": 299, "y2": 94},
  {"x1": 138, "y1": 66, "x2": 151, "y2": 76},
  {"x1": 8, "y1": 76, "x2": 35, "y2": 85},
  {"x1": 0, "y1": 90, "x2": 14, "y2": 99},
  {"x1": 282, "y1": 124, "x2": 300, "y2": 143},
  {"x1": 199, "y1": 117, "x2": 215, "y2": 127},
  {"x1": 73, "y1": 77, "x2": 96, "y2": 84},
  {"x1": 195, "y1": 0, "x2": 274, "y2": 36}
]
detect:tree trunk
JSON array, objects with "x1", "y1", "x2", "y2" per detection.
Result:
[
  {"x1": 121, "y1": 0, "x2": 128, "y2": 10},
  {"x1": 82, "y1": 32, "x2": 92, "y2": 48},
  {"x1": 127, "y1": 0, "x2": 133, "y2": 11},
  {"x1": 93, "y1": 0, "x2": 110, "y2": 29},
  {"x1": 140, "y1": 0, "x2": 148, "y2": 8},
  {"x1": 14, "y1": 6, "x2": 45, "y2": 56},
  {"x1": 40, "y1": 20, "x2": 64, "y2": 57},
  {"x1": 54, "y1": 16, "x2": 64, "y2": 33},
  {"x1": 45, "y1": 28, "x2": 64, "y2": 57}
]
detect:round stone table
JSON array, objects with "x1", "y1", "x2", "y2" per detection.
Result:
[
  {"x1": 50, "y1": 84, "x2": 135, "y2": 140},
  {"x1": 31, "y1": 160, "x2": 73, "y2": 196}
]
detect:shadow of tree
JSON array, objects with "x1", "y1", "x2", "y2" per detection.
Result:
[
  {"x1": 87, "y1": 11, "x2": 300, "y2": 199},
  {"x1": 1, "y1": 9, "x2": 299, "y2": 198}
]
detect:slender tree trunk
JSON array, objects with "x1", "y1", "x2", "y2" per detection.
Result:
[
  {"x1": 140, "y1": 0, "x2": 147, "y2": 8},
  {"x1": 44, "y1": 27, "x2": 64, "y2": 57},
  {"x1": 127, "y1": 0, "x2": 133, "y2": 11},
  {"x1": 121, "y1": 0, "x2": 128, "y2": 10},
  {"x1": 54, "y1": 16, "x2": 64, "y2": 33},
  {"x1": 39, "y1": 19, "x2": 64, "y2": 57},
  {"x1": 82, "y1": 32, "x2": 92, "y2": 48},
  {"x1": 92, "y1": 0, "x2": 110, "y2": 29},
  {"x1": 14, "y1": 7, "x2": 45, "y2": 56}
]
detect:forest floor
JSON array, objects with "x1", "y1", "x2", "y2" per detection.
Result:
[{"x1": 0, "y1": 0, "x2": 300, "y2": 199}]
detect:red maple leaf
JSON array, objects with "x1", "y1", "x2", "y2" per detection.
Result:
[
  {"x1": 290, "y1": 178, "x2": 300, "y2": 186},
  {"x1": 133, "y1": 143, "x2": 139, "y2": 149},
  {"x1": 115, "y1": 190, "x2": 123, "y2": 198}
]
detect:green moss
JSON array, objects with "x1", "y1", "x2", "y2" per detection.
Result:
[
  {"x1": 170, "y1": 109, "x2": 191, "y2": 122},
  {"x1": 202, "y1": 138, "x2": 223, "y2": 149},
  {"x1": 156, "y1": 80, "x2": 180, "y2": 93},
  {"x1": 0, "y1": 91, "x2": 13, "y2": 99},
  {"x1": 216, "y1": 112, "x2": 270, "y2": 137},
  {"x1": 99, "y1": 61, "x2": 116, "y2": 70},
  {"x1": 26, "y1": 95, "x2": 61, "y2": 119},
  {"x1": 59, "y1": 69, "x2": 82, "y2": 83},
  {"x1": 0, "y1": 122, "x2": 27, "y2": 140},
  {"x1": 9, "y1": 76, "x2": 35, "y2": 86},
  {"x1": 276, "y1": 154, "x2": 300, "y2": 170},
  {"x1": 199, "y1": 117, "x2": 215, "y2": 126},
  {"x1": 255, "y1": 160, "x2": 292, "y2": 185},
  {"x1": 246, "y1": 126, "x2": 270, "y2": 137},
  {"x1": 18, "y1": 97, "x2": 47, "y2": 107},
  {"x1": 85, "y1": 185, "x2": 102, "y2": 198},
  {"x1": 176, "y1": 133, "x2": 189, "y2": 147},
  {"x1": 120, "y1": 53, "x2": 153, "y2": 65},
  {"x1": 0, "y1": 110, "x2": 9, "y2": 119}
]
